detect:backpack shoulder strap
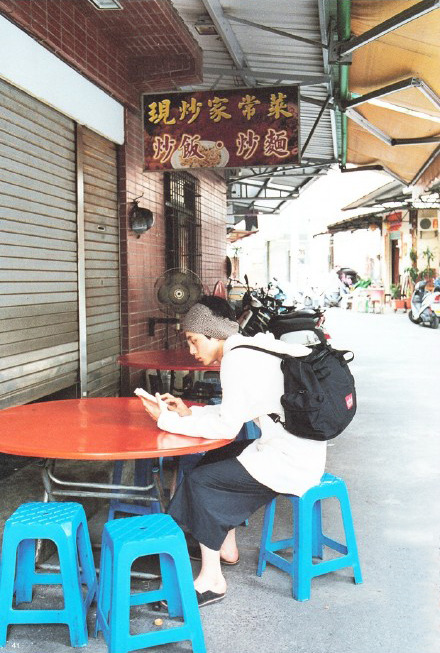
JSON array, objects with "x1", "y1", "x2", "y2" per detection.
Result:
[
  {"x1": 230, "y1": 344, "x2": 286, "y2": 360},
  {"x1": 230, "y1": 345, "x2": 286, "y2": 428}
]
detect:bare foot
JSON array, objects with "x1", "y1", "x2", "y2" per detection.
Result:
[
  {"x1": 219, "y1": 548, "x2": 239, "y2": 564},
  {"x1": 219, "y1": 528, "x2": 239, "y2": 563},
  {"x1": 194, "y1": 576, "x2": 227, "y2": 595}
]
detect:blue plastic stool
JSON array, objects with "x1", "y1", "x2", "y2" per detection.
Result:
[
  {"x1": 257, "y1": 473, "x2": 363, "y2": 601},
  {"x1": 95, "y1": 514, "x2": 206, "y2": 653},
  {"x1": 0, "y1": 502, "x2": 97, "y2": 647},
  {"x1": 107, "y1": 459, "x2": 161, "y2": 521}
]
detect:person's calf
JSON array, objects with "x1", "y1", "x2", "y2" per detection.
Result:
[{"x1": 194, "y1": 544, "x2": 227, "y2": 595}]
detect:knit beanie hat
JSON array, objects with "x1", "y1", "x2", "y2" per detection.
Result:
[{"x1": 182, "y1": 302, "x2": 239, "y2": 339}]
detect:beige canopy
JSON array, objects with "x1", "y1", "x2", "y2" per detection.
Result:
[{"x1": 347, "y1": 0, "x2": 440, "y2": 188}]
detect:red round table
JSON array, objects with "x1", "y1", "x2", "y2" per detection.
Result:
[
  {"x1": 117, "y1": 349, "x2": 220, "y2": 372},
  {"x1": 0, "y1": 398, "x2": 229, "y2": 510},
  {"x1": 0, "y1": 397, "x2": 227, "y2": 460}
]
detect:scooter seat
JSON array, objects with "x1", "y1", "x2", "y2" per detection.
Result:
[
  {"x1": 274, "y1": 309, "x2": 318, "y2": 320},
  {"x1": 270, "y1": 317, "x2": 318, "y2": 335}
]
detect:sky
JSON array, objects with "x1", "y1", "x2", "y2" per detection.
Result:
[{"x1": 231, "y1": 165, "x2": 395, "y2": 289}]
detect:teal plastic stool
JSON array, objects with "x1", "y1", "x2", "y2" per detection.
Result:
[
  {"x1": 95, "y1": 514, "x2": 206, "y2": 653},
  {"x1": 0, "y1": 502, "x2": 97, "y2": 647},
  {"x1": 257, "y1": 473, "x2": 363, "y2": 601}
]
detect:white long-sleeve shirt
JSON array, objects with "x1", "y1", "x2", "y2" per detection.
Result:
[{"x1": 157, "y1": 332, "x2": 327, "y2": 495}]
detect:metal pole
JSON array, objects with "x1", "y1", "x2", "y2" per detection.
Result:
[
  {"x1": 345, "y1": 108, "x2": 393, "y2": 146},
  {"x1": 76, "y1": 124, "x2": 88, "y2": 397},
  {"x1": 392, "y1": 136, "x2": 440, "y2": 146},
  {"x1": 343, "y1": 78, "x2": 419, "y2": 110}
]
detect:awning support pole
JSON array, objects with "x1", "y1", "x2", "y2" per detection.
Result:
[
  {"x1": 345, "y1": 108, "x2": 393, "y2": 145},
  {"x1": 392, "y1": 137, "x2": 440, "y2": 146},
  {"x1": 342, "y1": 77, "x2": 420, "y2": 109}
]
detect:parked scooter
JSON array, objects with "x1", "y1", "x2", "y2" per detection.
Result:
[
  {"x1": 238, "y1": 276, "x2": 329, "y2": 345},
  {"x1": 322, "y1": 268, "x2": 359, "y2": 308},
  {"x1": 408, "y1": 278, "x2": 440, "y2": 329}
]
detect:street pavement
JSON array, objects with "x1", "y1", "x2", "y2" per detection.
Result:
[{"x1": 0, "y1": 306, "x2": 439, "y2": 653}]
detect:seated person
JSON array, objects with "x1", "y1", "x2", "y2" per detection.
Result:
[{"x1": 139, "y1": 295, "x2": 327, "y2": 607}]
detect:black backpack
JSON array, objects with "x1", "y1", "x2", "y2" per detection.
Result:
[{"x1": 231, "y1": 343, "x2": 356, "y2": 441}]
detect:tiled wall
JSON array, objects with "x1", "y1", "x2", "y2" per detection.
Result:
[{"x1": 0, "y1": 0, "x2": 202, "y2": 107}]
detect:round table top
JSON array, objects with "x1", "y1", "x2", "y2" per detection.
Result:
[
  {"x1": 0, "y1": 397, "x2": 229, "y2": 460},
  {"x1": 118, "y1": 348, "x2": 220, "y2": 371}
]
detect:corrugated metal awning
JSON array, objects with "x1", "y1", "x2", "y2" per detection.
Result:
[{"x1": 171, "y1": 0, "x2": 338, "y2": 219}]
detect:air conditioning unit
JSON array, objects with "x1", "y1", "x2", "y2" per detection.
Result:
[
  {"x1": 419, "y1": 216, "x2": 438, "y2": 231},
  {"x1": 418, "y1": 210, "x2": 438, "y2": 232}
]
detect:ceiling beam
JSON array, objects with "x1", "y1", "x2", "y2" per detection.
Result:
[
  {"x1": 301, "y1": 96, "x2": 331, "y2": 158},
  {"x1": 301, "y1": 94, "x2": 334, "y2": 109},
  {"x1": 203, "y1": 67, "x2": 330, "y2": 85},
  {"x1": 200, "y1": 0, "x2": 256, "y2": 85},
  {"x1": 229, "y1": 207, "x2": 281, "y2": 215},
  {"x1": 227, "y1": 162, "x2": 335, "y2": 183},
  {"x1": 227, "y1": 195, "x2": 296, "y2": 202},
  {"x1": 224, "y1": 14, "x2": 328, "y2": 49},
  {"x1": 339, "y1": 0, "x2": 440, "y2": 57}
]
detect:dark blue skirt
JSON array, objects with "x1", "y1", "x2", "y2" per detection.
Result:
[{"x1": 168, "y1": 440, "x2": 277, "y2": 550}]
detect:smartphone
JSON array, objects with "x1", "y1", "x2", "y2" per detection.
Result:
[{"x1": 134, "y1": 387, "x2": 156, "y2": 402}]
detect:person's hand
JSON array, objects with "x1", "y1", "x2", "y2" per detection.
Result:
[
  {"x1": 138, "y1": 393, "x2": 162, "y2": 422},
  {"x1": 159, "y1": 394, "x2": 192, "y2": 417}
]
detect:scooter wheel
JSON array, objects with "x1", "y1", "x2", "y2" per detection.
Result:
[
  {"x1": 430, "y1": 315, "x2": 439, "y2": 329},
  {"x1": 408, "y1": 310, "x2": 421, "y2": 324}
]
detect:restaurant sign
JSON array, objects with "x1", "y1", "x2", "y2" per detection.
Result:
[
  {"x1": 385, "y1": 211, "x2": 402, "y2": 232},
  {"x1": 143, "y1": 85, "x2": 299, "y2": 171}
]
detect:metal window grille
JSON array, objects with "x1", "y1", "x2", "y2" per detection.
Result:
[{"x1": 164, "y1": 172, "x2": 201, "y2": 274}]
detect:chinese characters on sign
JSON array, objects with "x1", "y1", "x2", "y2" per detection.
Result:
[{"x1": 143, "y1": 86, "x2": 299, "y2": 170}]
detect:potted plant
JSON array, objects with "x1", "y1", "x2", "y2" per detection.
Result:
[
  {"x1": 404, "y1": 263, "x2": 419, "y2": 309},
  {"x1": 420, "y1": 246, "x2": 437, "y2": 284},
  {"x1": 390, "y1": 283, "x2": 406, "y2": 311}
]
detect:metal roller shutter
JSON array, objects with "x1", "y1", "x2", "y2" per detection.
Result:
[
  {"x1": 0, "y1": 78, "x2": 78, "y2": 409},
  {"x1": 82, "y1": 127, "x2": 120, "y2": 397}
]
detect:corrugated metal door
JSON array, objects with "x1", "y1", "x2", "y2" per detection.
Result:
[
  {"x1": 0, "y1": 78, "x2": 79, "y2": 409},
  {"x1": 82, "y1": 127, "x2": 120, "y2": 397}
]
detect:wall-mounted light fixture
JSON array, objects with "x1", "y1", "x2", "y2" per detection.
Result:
[
  {"x1": 129, "y1": 195, "x2": 154, "y2": 237},
  {"x1": 194, "y1": 17, "x2": 217, "y2": 36},
  {"x1": 87, "y1": 0, "x2": 122, "y2": 10}
]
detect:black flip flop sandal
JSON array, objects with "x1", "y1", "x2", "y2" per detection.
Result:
[
  {"x1": 153, "y1": 589, "x2": 225, "y2": 612},
  {"x1": 195, "y1": 590, "x2": 226, "y2": 607}
]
